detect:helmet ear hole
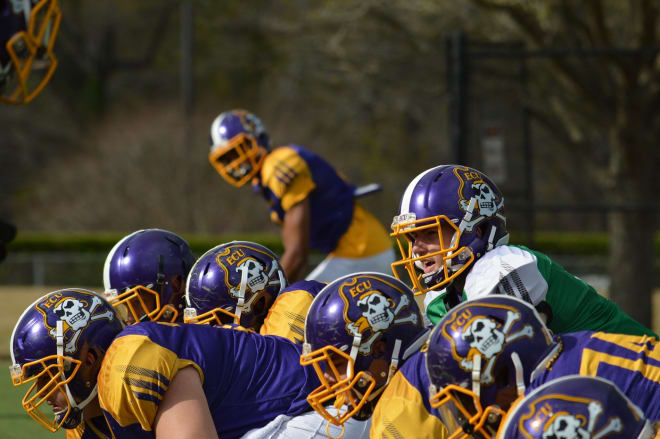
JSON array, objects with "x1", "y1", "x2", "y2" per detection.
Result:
[
  {"x1": 252, "y1": 294, "x2": 270, "y2": 322},
  {"x1": 85, "y1": 350, "x2": 97, "y2": 367},
  {"x1": 172, "y1": 274, "x2": 185, "y2": 295}
]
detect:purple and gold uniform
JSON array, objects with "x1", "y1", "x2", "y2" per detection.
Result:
[
  {"x1": 260, "y1": 279, "x2": 326, "y2": 343},
  {"x1": 529, "y1": 331, "x2": 660, "y2": 421},
  {"x1": 370, "y1": 351, "x2": 448, "y2": 439},
  {"x1": 97, "y1": 322, "x2": 321, "y2": 439},
  {"x1": 66, "y1": 417, "x2": 112, "y2": 439},
  {"x1": 255, "y1": 145, "x2": 392, "y2": 258}
]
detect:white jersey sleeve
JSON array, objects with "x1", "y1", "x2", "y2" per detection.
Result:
[
  {"x1": 463, "y1": 245, "x2": 548, "y2": 306},
  {"x1": 240, "y1": 410, "x2": 371, "y2": 439}
]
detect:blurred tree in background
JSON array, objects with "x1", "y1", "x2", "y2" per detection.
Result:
[
  {"x1": 467, "y1": 0, "x2": 660, "y2": 329},
  {"x1": 0, "y1": 1, "x2": 657, "y2": 323}
]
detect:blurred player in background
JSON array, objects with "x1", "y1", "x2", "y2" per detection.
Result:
[
  {"x1": 425, "y1": 296, "x2": 660, "y2": 438},
  {"x1": 391, "y1": 164, "x2": 656, "y2": 337},
  {"x1": 1, "y1": 0, "x2": 61, "y2": 267},
  {"x1": 497, "y1": 375, "x2": 659, "y2": 439},
  {"x1": 103, "y1": 228, "x2": 195, "y2": 324},
  {"x1": 299, "y1": 272, "x2": 431, "y2": 438},
  {"x1": 0, "y1": 0, "x2": 60, "y2": 104},
  {"x1": 207, "y1": 109, "x2": 395, "y2": 282},
  {"x1": 10, "y1": 288, "x2": 324, "y2": 438},
  {"x1": 184, "y1": 240, "x2": 325, "y2": 343}
]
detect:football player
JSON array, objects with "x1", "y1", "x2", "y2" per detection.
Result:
[
  {"x1": 184, "y1": 240, "x2": 324, "y2": 343},
  {"x1": 497, "y1": 375, "x2": 659, "y2": 439},
  {"x1": 10, "y1": 288, "x2": 323, "y2": 438},
  {"x1": 391, "y1": 164, "x2": 656, "y2": 338},
  {"x1": 102, "y1": 228, "x2": 195, "y2": 324},
  {"x1": 0, "y1": 0, "x2": 60, "y2": 104},
  {"x1": 207, "y1": 109, "x2": 395, "y2": 282},
  {"x1": 425, "y1": 295, "x2": 660, "y2": 438},
  {"x1": 300, "y1": 272, "x2": 433, "y2": 438}
]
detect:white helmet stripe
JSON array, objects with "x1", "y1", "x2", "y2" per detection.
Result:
[
  {"x1": 210, "y1": 113, "x2": 229, "y2": 147},
  {"x1": 102, "y1": 229, "x2": 143, "y2": 291},
  {"x1": 399, "y1": 166, "x2": 445, "y2": 214}
]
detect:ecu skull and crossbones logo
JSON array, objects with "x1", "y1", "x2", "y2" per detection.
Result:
[
  {"x1": 49, "y1": 295, "x2": 115, "y2": 353},
  {"x1": 458, "y1": 180, "x2": 504, "y2": 233},
  {"x1": 540, "y1": 402, "x2": 623, "y2": 439},
  {"x1": 346, "y1": 290, "x2": 418, "y2": 355},
  {"x1": 459, "y1": 310, "x2": 534, "y2": 384},
  {"x1": 228, "y1": 257, "x2": 278, "y2": 312}
]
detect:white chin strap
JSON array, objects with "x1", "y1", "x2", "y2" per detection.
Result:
[
  {"x1": 471, "y1": 353, "x2": 482, "y2": 397},
  {"x1": 56, "y1": 321, "x2": 98, "y2": 416},
  {"x1": 269, "y1": 260, "x2": 287, "y2": 291},
  {"x1": 638, "y1": 421, "x2": 655, "y2": 439},
  {"x1": 447, "y1": 197, "x2": 477, "y2": 271},
  {"x1": 21, "y1": 0, "x2": 32, "y2": 27},
  {"x1": 348, "y1": 334, "x2": 362, "y2": 378},
  {"x1": 235, "y1": 265, "x2": 249, "y2": 322},
  {"x1": 386, "y1": 339, "x2": 402, "y2": 384},
  {"x1": 510, "y1": 352, "x2": 526, "y2": 397}
]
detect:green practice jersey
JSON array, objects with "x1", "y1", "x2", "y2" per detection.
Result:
[{"x1": 425, "y1": 245, "x2": 656, "y2": 337}]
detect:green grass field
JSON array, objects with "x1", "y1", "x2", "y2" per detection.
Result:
[{"x1": 1, "y1": 359, "x2": 65, "y2": 439}]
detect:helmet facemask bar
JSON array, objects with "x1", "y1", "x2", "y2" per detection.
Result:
[
  {"x1": 104, "y1": 286, "x2": 178, "y2": 325},
  {"x1": 390, "y1": 214, "x2": 474, "y2": 295},
  {"x1": 208, "y1": 133, "x2": 266, "y2": 187},
  {"x1": 429, "y1": 384, "x2": 505, "y2": 439},
  {"x1": 183, "y1": 306, "x2": 239, "y2": 326},
  {"x1": 300, "y1": 344, "x2": 376, "y2": 426},
  {"x1": 0, "y1": 0, "x2": 61, "y2": 104},
  {"x1": 10, "y1": 354, "x2": 82, "y2": 432}
]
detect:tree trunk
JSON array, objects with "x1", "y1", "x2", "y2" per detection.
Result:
[
  {"x1": 609, "y1": 208, "x2": 654, "y2": 327},
  {"x1": 607, "y1": 95, "x2": 656, "y2": 328}
]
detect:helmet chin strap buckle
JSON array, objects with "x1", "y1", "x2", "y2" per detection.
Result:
[{"x1": 386, "y1": 339, "x2": 402, "y2": 384}]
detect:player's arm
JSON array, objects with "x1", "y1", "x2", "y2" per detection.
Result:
[
  {"x1": 280, "y1": 198, "x2": 311, "y2": 282},
  {"x1": 153, "y1": 366, "x2": 218, "y2": 439}
]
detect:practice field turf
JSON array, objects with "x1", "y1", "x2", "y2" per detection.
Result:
[{"x1": 0, "y1": 358, "x2": 65, "y2": 439}]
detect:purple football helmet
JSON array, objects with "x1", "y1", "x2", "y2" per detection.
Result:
[
  {"x1": 498, "y1": 375, "x2": 655, "y2": 439},
  {"x1": 184, "y1": 241, "x2": 286, "y2": 330},
  {"x1": 10, "y1": 288, "x2": 122, "y2": 431},
  {"x1": 425, "y1": 295, "x2": 554, "y2": 439},
  {"x1": 103, "y1": 229, "x2": 195, "y2": 324},
  {"x1": 208, "y1": 109, "x2": 271, "y2": 187},
  {"x1": 0, "y1": 0, "x2": 61, "y2": 104},
  {"x1": 391, "y1": 165, "x2": 509, "y2": 295},
  {"x1": 301, "y1": 272, "x2": 426, "y2": 427}
]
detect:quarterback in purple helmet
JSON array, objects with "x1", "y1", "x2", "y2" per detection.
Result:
[
  {"x1": 0, "y1": 0, "x2": 60, "y2": 104},
  {"x1": 10, "y1": 288, "x2": 325, "y2": 438},
  {"x1": 207, "y1": 109, "x2": 395, "y2": 283},
  {"x1": 391, "y1": 164, "x2": 656, "y2": 338}
]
